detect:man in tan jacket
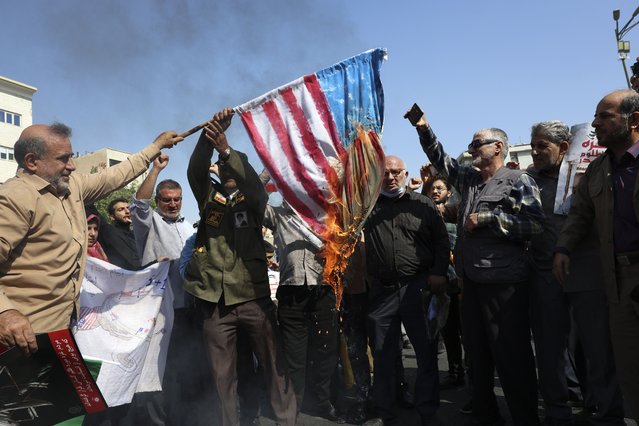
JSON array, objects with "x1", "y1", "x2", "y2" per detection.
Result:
[
  {"x1": 554, "y1": 89, "x2": 639, "y2": 421},
  {"x1": 0, "y1": 122, "x2": 182, "y2": 355}
]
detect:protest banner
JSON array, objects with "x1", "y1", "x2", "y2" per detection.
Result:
[
  {"x1": 554, "y1": 123, "x2": 605, "y2": 214},
  {"x1": 73, "y1": 258, "x2": 171, "y2": 407}
]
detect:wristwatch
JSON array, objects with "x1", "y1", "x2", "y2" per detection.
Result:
[{"x1": 220, "y1": 147, "x2": 231, "y2": 161}]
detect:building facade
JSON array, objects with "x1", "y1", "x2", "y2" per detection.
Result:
[
  {"x1": 0, "y1": 76, "x2": 37, "y2": 183},
  {"x1": 73, "y1": 148, "x2": 148, "y2": 188}
]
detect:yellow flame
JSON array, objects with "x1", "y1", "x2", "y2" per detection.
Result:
[{"x1": 319, "y1": 127, "x2": 385, "y2": 308}]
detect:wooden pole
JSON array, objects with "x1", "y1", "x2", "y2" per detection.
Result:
[{"x1": 179, "y1": 121, "x2": 209, "y2": 139}]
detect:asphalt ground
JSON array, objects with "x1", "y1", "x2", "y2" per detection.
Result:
[
  {"x1": 258, "y1": 342, "x2": 638, "y2": 426},
  {"x1": 258, "y1": 342, "x2": 504, "y2": 426}
]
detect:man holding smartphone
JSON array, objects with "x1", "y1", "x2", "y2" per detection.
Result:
[{"x1": 406, "y1": 105, "x2": 544, "y2": 426}]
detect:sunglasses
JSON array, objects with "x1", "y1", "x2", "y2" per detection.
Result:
[{"x1": 468, "y1": 139, "x2": 499, "y2": 151}]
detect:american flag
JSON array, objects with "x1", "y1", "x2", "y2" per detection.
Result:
[
  {"x1": 235, "y1": 49, "x2": 386, "y2": 236},
  {"x1": 77, "y1": 306, "x2": 99, "y2": 330}
]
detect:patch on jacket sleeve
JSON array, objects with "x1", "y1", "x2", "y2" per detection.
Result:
[
  {"x1": 212, "y1": 191, "x2": 227, "y2": 205},
  {"x1": 206, "y1": 210, "x2": 224, "y2": 227}
]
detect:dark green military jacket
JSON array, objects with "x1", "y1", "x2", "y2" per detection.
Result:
[{"x1": 185, "y1": 135, "x2": 269, "y2": 305}]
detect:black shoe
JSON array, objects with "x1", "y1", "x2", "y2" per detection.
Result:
[
  {"x1": 459, "y1": 399, "x2": 472, "y2": 415},
  {"x1": 310, "y1": 401, "x2": 345, "y2": 423},
  {"x1": 344, "y1": 405, "x2": 367, "y2": 424},
  {"x1": 440, "y1": 374, "x2": 465, "y2": 390}
]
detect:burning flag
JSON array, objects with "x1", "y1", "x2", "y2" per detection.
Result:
[{"x1": 235, "y1": 49, "x2": 387, "y2": 307}]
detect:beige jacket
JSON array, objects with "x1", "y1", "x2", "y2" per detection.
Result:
[{"x1": 0, "y1": 143, "x2": 159, "y2": 332}]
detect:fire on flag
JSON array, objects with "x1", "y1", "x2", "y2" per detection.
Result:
[{"x1": 236, "y1": 48, "x2": 387, "y2": 307}]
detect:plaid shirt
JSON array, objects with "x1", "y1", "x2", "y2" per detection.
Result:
[{"x1": 417, "y1": 126, "x2": 543, "y2": 242}]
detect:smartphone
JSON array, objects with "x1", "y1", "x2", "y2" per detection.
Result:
[{"x1": 403, "y1": 103, "x2": 424, "y2": 126}]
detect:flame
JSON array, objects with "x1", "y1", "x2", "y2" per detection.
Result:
[{"x1": 319, "y1": 127, "x2": 385, "y2": 308}]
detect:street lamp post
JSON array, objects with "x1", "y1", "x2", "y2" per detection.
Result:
[{"x1": 613, "y1": 6, "x2": 639, "y2": 88}]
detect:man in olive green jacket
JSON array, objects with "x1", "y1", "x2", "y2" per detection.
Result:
[
  {"x1": 186, "y1": 108, "x2": 296, "y2": 426},
  {"x1": 554, "y1": 89, "x2": 639, "y2": 421}
]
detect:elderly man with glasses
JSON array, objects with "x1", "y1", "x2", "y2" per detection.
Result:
[
  {"x1": 407, "y1": 107, "x2": 544, "y2": 426},
  {"x1": 362, "y1": 155, "x2": 450, "y2": 426}
]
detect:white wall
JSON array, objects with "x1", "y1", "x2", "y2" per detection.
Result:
[{"x1": 0, "y1": 76, "x2": 37, "y2": 182}]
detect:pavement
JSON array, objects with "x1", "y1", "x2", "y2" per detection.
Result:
[
  {"x1": 258, "y1": 341, "x2": 502, "y2": 426},
  {"x1": 258, "y1": 341, "x2": 638, "y2": 426}
]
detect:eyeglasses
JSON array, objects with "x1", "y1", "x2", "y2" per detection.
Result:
[
  {"x1": 468, "y1": 139, "x2": 499, "y2": 151},
  {"x1": 383, "y1": 169, "x2": 405, "y2": 177},
  {"x1": 159, "y1": 197, "x2": 182, "y2": 203}
]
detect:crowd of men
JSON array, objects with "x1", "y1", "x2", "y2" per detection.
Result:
[{"x1": 0, "y1": 87, "x2": 638, "y2": 426}]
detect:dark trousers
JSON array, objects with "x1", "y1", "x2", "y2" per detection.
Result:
[
  {"x1": 564, "y1": 330, "x2": 584, "y2": 404},
  {"x1": 441, "y1": 292, "x2": 463, "y2": 375},
  {"x1": 566, "y1": 290, "x2": 625, "y2": 424},
  {"x1": 340, "y1": 292, "x2": 371, "y2": 409},
  {"x1": 609, "y1": 263, "x2": 639, "y2": 421},
  {"x1": 236, "y1": 330, "x2": 263, "y2": 424},
  {"x1": 276, "y1": 284, "x2": 340, "y2": 411},
  {"x1": 163, "y1": 308, "x2": 215, "y2": 425},
  {"x1": 84, "y1": 309, "x2": 212, "y2": 426},
  {"x1": 368, "y1": 276, "x2": 439, "y2": 424},
  {"x1": 461, "y1": 277, "x2": 539, "y2": 426},
  {"x1": 201, "y1": 297, "x2": 297, "y2": 426},
  {"x1": 529, "y1": 270, "x2": 571, "y2": 420}
]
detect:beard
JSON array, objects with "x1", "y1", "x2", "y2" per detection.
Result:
[
  {"x1": 160, "y1": 209, "x2": 181, "y2": 221},
  {"x1": 471, "y1": 154, "x2": 487, "y2": 168},
  {"x1": 47, "y1": 173, "x2": 71, "y2": 196},
  {"x1": 599, "y1": 123, "x2": 629, "y2": 147}
]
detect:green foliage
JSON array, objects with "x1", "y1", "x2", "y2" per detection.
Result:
[{"x1": 94, "y1": 184, "x2": 157, "y2": 223}]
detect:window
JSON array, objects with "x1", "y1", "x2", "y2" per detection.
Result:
[
  {"x1": 0, "y1": 147, "x2": 14, "y2": 161},
  {"x1": 0, "y1": 110, "x2": 22, "y2": 127}
]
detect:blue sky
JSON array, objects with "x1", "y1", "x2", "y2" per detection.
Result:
[{"x1": 3, "y1": 0, "x2": 638, "y2": 221}]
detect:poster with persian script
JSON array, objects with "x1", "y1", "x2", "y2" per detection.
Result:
[{"x1": 554, "y1": 123, "x2": 605, "y2": 215}]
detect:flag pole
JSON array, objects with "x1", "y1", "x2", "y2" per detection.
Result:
[{"x1": 179, "y1": 121, "x2": 209, "y2": 139}]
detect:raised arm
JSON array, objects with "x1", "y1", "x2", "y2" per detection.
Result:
[
  {"x1": 404, "y1": 104, "x2": 474, "y2": 193},
  {"x1": 205, "y1": 109, "x2": 267, "y2": 211},
  {"x1": 187, "y1": 109, "x2": 235, "y2": 209},
  {"x1": 80, "y1": 131, "x2": 182, "y2": 204},
  {"x1": 136, "y1": 154, "x2": 169, "y2": 201}
]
